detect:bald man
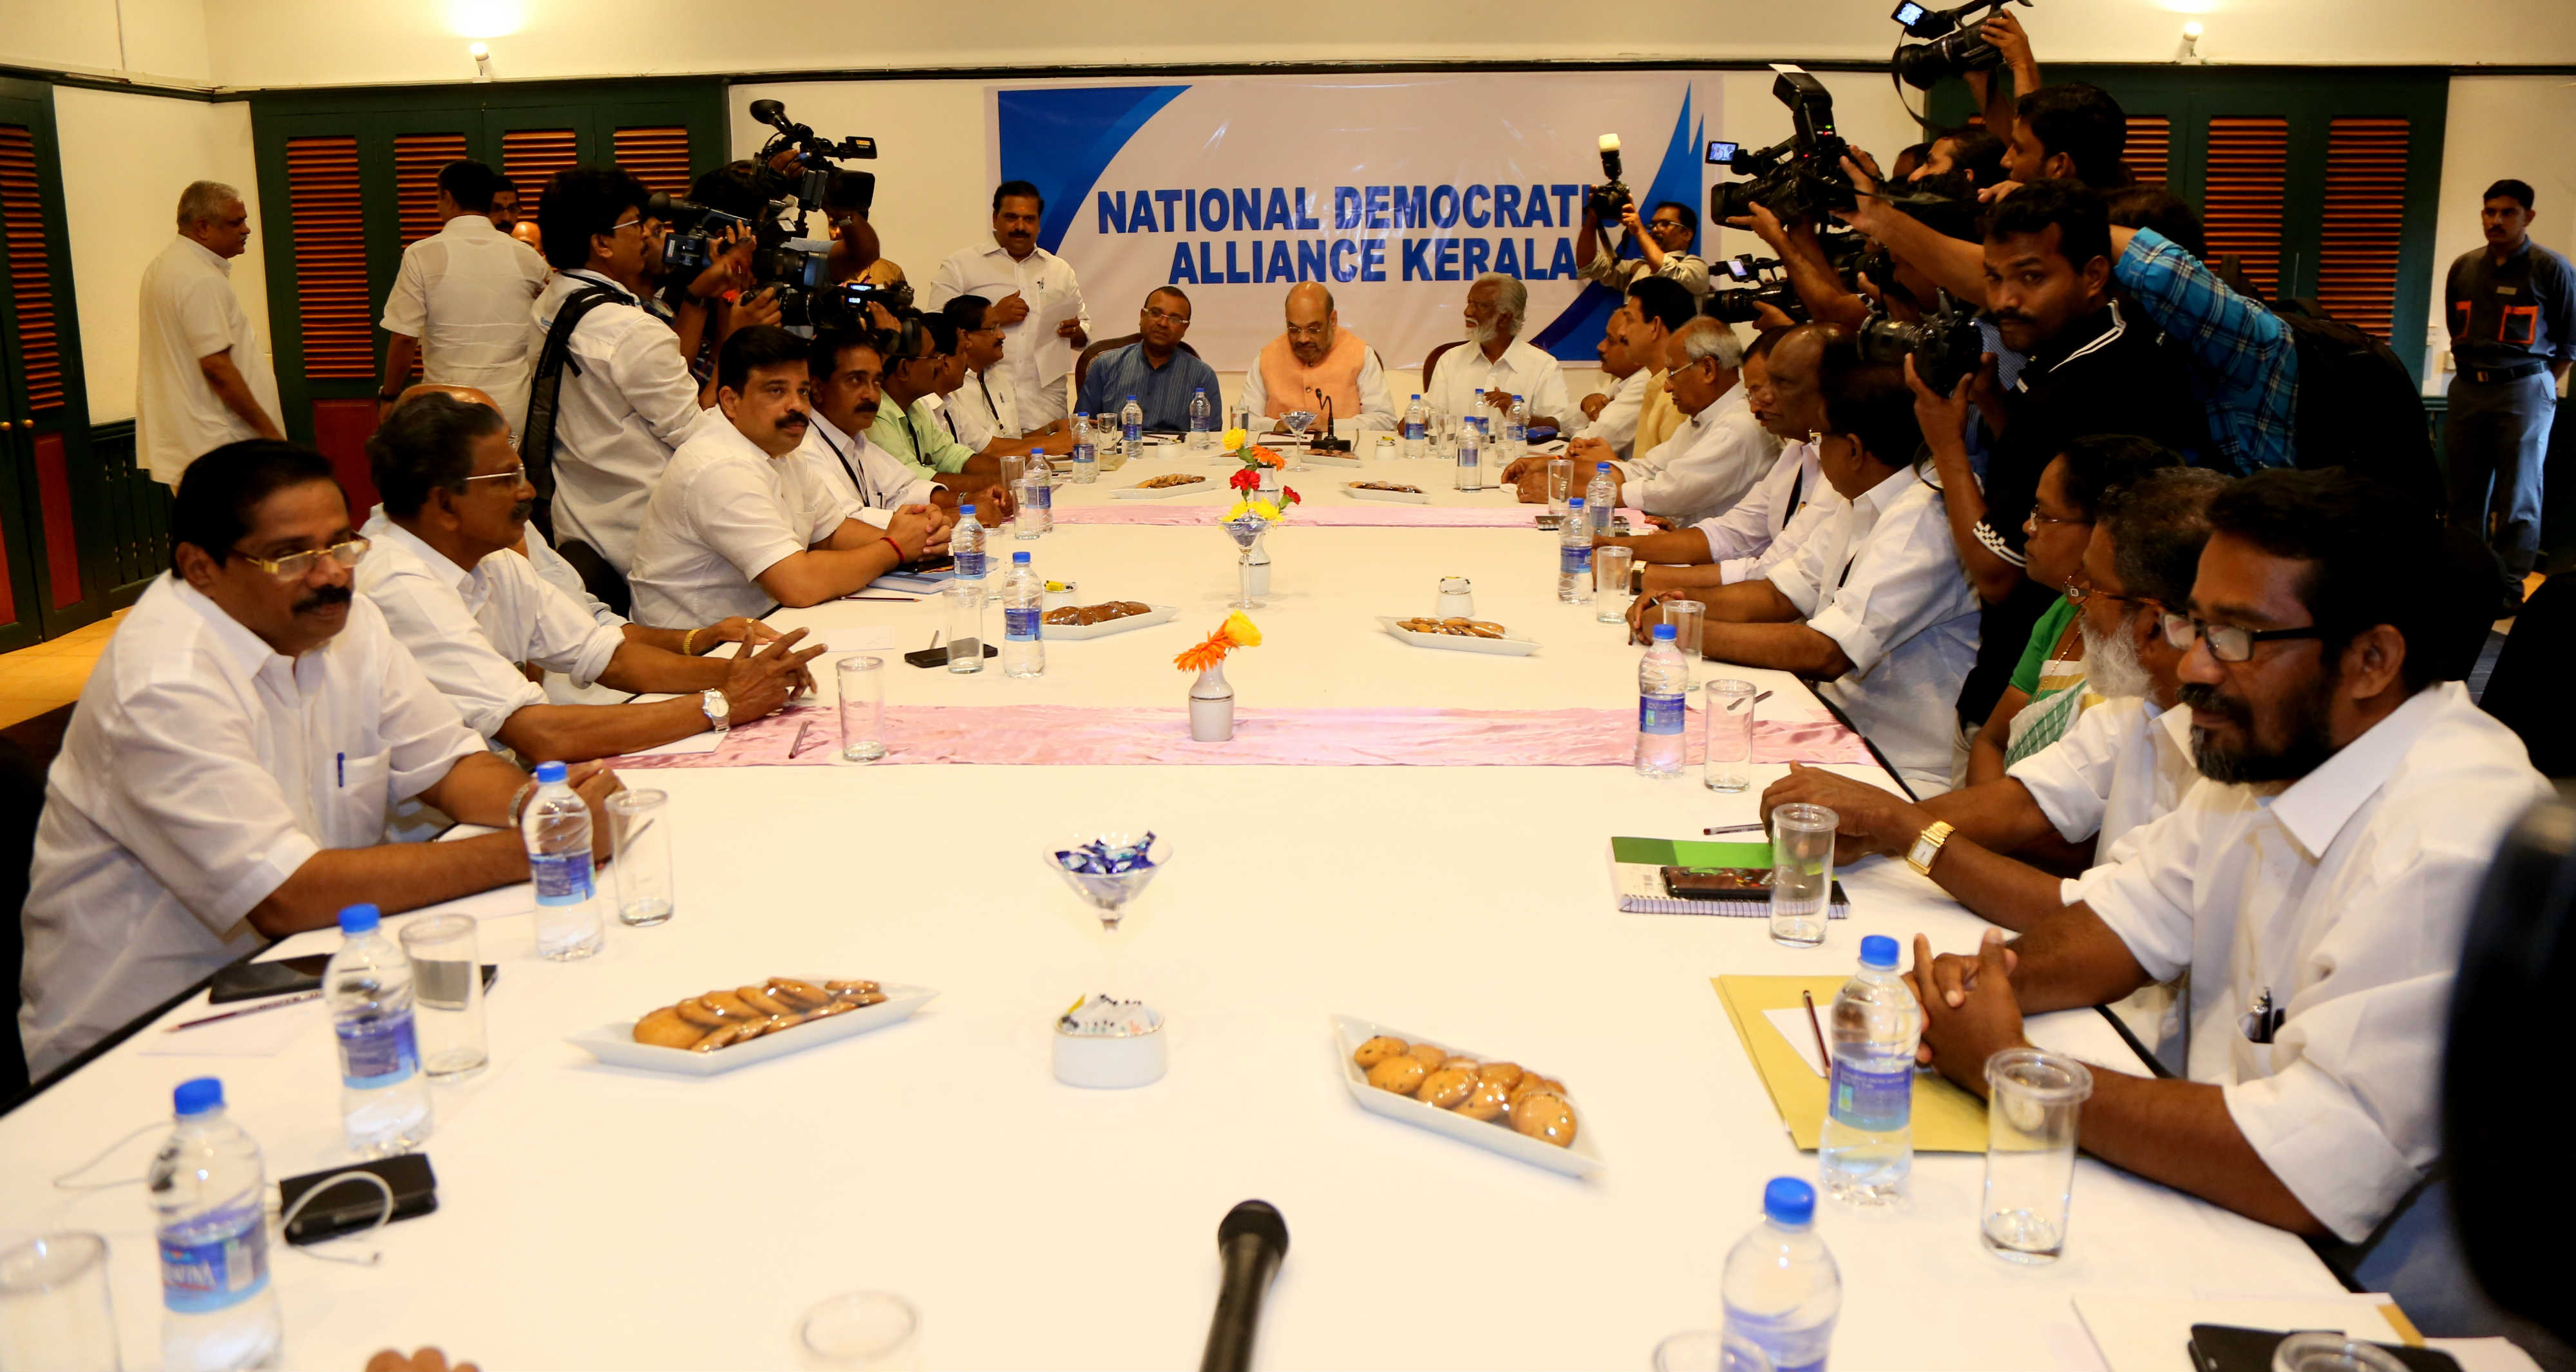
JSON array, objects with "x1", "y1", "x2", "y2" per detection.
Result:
[{"x1": 1239, "y1": 283, "x2": 1397, "y2": 436}]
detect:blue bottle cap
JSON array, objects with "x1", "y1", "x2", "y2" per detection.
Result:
[
  {"x1": 1012, "y1": 551, "x2": 1030, "y2": 564},
  {"x1": 1194, "y1": 388, "x2": 1206, "y2": 395},
  {"x1": 1030, "y1": 448, "x2": 1045, "y2": 457},
  {"x1": 1860, "y1": 934, "x2": 1899, "y2": 969},
  {"x1": 174, "y1": 1077, "x2": 224, "y2": 1116},
  {"x1": 533, "y1": 759, "x2": 567, "y2": 785},
  {"x1": 1596, "y1": 462, "x2": 1613, "y2": 472},
  {"x1": 1513, "y1": 394, "x2": 1524, "y2": 401},
  {"x1": 1652, "y1": 624, "x2": 1676, "y2": 642},
  {"x1": 1126, "y1": 395, "x2": 1137, "y2": 401},
  {"x1": 339, "y1": 903, "x2": 381, "y2": 935},
  {"x1": 1568, "y1": 497, "x2": 1586, "y2": 509},
  {"x1": 1411, "y1": 393, "x2": 1422, "y2": 399},
  {"x1": 1763, "y1": 1176, "x2": 1816, "y2": 1226},
  {"x1": 961, "y1": 504, "x2": 977, "y2": 517}
]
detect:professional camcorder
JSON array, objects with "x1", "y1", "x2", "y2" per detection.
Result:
[
  {"x1": 1704, "y1": 255, "x2": 1808, "y2": 326},
  {"x1": 1889, "y1": 0, "x2": 2033, "y2": 91},
  {"x1": 746, "y1": 98, "x2": 878, "y2": 226},
  {"x1": 1855, "y1": 291, "x2": 1987, "y2": 395},
  {"x1": 658, "y1": 99, "x2": 893, "y2": 331},
  {"x1": 1707, "y1": 68, "x2": 1857, "y2": 225}
]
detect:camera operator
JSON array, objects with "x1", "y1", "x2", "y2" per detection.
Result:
[
  {"x1": 1917, "y1": 130, "x2": 2008, "y2": 190},
  {"x1": 1961, "y1": 6, "x2": 2042, "y2": 147},
  {"x1": 922, "y1": 181, "x2": 1089, "y2": 427},
  {"x1": 1578, "y1": 198, "x2": 1713, "y2": 301}
]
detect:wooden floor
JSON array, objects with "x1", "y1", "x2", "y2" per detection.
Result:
[{"x1": 0, "y1": 611, "x2": 124, "y2": 730}]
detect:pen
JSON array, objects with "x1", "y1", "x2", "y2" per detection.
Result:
[
  {"x1": 1754, "y1": 691, "x2": 1773, "y2": 705},
  {"x1": 842, "y1": 595, "x2": 922, "y2": 602},
  {"x1": 167, "y1": 990, "x2": 321, "y2": 1033},
  {"x1": 1703, "y1": 822, "x2": 1766, "y2": 835},
  {"x1": 1802, "y1": 989, "x2": 1830, "y2": 1073},
  {"x1": 336, "y1": 752, "x2": 345, "y2": 787},
  {"x1": 789, "y1": 721, "x2": 814, "y2": 759}
]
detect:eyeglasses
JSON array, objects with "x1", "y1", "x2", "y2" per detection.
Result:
[
  {"x1": 2062, "y1": 578, "x2": 2143, "y2": 607},
  {"x1": 2023, "y1": 509, "x2": 2088, "y2": 531},
  {"x1": 2160, "y1": 611, "x2": 2327, "y2": 664},
  {"x1": 459, "y1": 464, "x2": 527, "y2": 486},
  {"x1": 1142, "y1": 307, "x2": 1191, "y2": 326},
  {"x1": 232, "y1": 538, "x2": 370, "y2": 582}
]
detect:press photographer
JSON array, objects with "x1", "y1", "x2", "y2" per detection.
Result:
[{"x1": 1577, "y1": 134, "x2": 1712, "y2": 300}]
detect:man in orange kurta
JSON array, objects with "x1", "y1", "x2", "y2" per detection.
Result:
[{"x1": 1239, "y1": 282, "x2": 1397, "y2": 436}]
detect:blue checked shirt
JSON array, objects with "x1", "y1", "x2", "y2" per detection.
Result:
[{"x1": 2113, "y1": 227, "x2": 2299, "y2": 474}]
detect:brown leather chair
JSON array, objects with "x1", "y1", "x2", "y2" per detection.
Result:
[
  {"x1": 1074, "y1": 333, "x2": 1203, "y2": 395},
  {"x1": 1418, "y1": 339, "x2": 1463, "y2": 395}
]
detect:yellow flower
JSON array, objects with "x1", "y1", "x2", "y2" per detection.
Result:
[
  {"x1": 1222, "y1": 426, "x2": 1249, "y2": 453},
  {"x1": 1250, "y1": 500, "x2": 1282, "y2": 521},
  {"x1": 1224, "y1": 500, "x2": 1251, "y2": 521},
  {"x1": 1221, "y1": 611, "x2": 1263, "y2": 647}
]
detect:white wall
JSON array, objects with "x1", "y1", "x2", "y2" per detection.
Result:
[
  {"x1": 1, "y1": 0, "x2": 216, "y2": 84},
  {"x1": 54, "y1": 87, "x2": 268, "y2": 424},
  {"x1": 2423, "y1": 75, "x2": 2576, "y2": 394},
  {"x1": 193, "y1": 0, "x2": 2576, "y2": 90}
]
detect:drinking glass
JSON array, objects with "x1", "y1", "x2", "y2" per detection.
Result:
[
  {"x1": 1593, "y1": 546, "x2": 1634, "y2": 623},
  {"x1": 945, "y1": 582, "x2": 985, "y2": 673},
  {"x1": 1547, "y1": 457, "x2": 1574, "y2": 517},
  {"x1": 1651, "y1": 1329, "x2": 1774, "y2": 1372},
  {"x1": 1704, "y1": 679, "x2": 1757, "y2": 792},
  {"x1": 1980, "y1": 1047, "x2": 2096, "y2": 1264},
  {"x1": 796, "y1": 1291, "x2": 919, "y2": 1371},
  {"x1": 606, "y1": 789, "x2": 674, "y2": 927},
  {"x1": 0, "y1": 1233, "x2": 118, "y2": 1372},
  {"x1": 1662, "y1": 598, "x2": 1706, "y2": 683},
  {"x1": 398, "y1": 913, "x2": 488, "y2": 1078},
  {"x1": 1768, "y1": 803, "x2": 1837, "y2": 947},
  {"x1": 838, "y1": 654, "x2": 887, "y2": 761},
  {"x1": 2269, "y1": 1333, "x2": 2409, "y2": 1372}
]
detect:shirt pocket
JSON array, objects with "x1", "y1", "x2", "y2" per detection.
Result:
[
  {"x1": 2500, "y1": 304, "x2": 2539, "y2": 347},
  {"x1": 320, "y1": 749, "x2": 393, "y2": 850}
]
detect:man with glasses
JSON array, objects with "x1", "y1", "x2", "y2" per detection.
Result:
[
  {"x1": 1577, "y1": 197, "x2": 1712, "y2": 301},
  {"x1": 938, "y1": 295, "x2": 1066, "y2": 461},
  {"x1": 1904, "y1": 468, "x2": 2544, "y2": 1244},
  {"x1": 17, "y1": 441, "x2": 627, "y2": 1077},
  {"x1": 1075, "y1": 287, "x2": 1222, "y2": 432},
  {"x1": 1238, "y1": 283, "x2": 1396, "y2": 437},
  {"x1": 357, "y1": 392, "x2": 826, "y2": 763},
  {"x1": 867, "y1": 314, "x2": 1013, "y2": 499},
  {"x1": 1548, "y1": 320, "x2": 1772, "y2": 528}
]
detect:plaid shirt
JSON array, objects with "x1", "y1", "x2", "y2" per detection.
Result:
[{"x1": 2114, "y1": 227, "x2": 2299, "y2": 474}]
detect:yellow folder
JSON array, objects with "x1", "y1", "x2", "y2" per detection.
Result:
[{"x1": 1713, "y1": 974, "x2": 1993, "y2": 1152}]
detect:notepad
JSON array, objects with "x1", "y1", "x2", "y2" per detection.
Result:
[{"x1": 1608, "y1": 837, "x2": 1848, "y2": 918}]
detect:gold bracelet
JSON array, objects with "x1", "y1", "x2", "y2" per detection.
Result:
[{"x1": 681, "y1": 627, "x2": 701, "y2": 656}]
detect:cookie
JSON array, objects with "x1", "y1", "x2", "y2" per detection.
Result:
[
  {"x1": 1417, "y1": 1066, "x2": 1477, "y2": 1109},
  {"x1": 700, "y1": 989, "x2": 760, "y2": 1021},
  {"x1": 673, "y1": 997, "x2": 729, "y2": 1030},
  {"x1": 1510, "y1": 1091, "x2": 1578, "y2": 1147},
  {"x1": 1366, "y1": 1057, "x2": 1428, "y2": 1094},
  {"x1": 1477, "y1": 1062, "x2": 1524, "y2": 1091},
  {"x1": 1354, "y1": 1036, "x2": 1410, "y2": 1069},
  {"x1": 1406, "y1": 1042, "x2": 1449, "y2": 1069},
  {"x1": 826, "y1": 980, "x2": 882, "y2": 998},
  {"x1": 808, "y1": 998, "x2": 860, "y2": 1019},
  {"x1": 766, "y1": 978, "x2": 830, "y2": 1011},
  {"x1": 1455, "y1": 1080, "x2": 1512, "y2": 1121},
  {"x1": 632, "y1": 1007, "x2": 703, "y2": 1049},
  {"x1": 737, "y1": 985, "x2": 795, "y2": 1017}
]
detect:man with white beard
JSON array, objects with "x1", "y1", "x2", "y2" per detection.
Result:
[{"x1": 1423, "y1": 272, "x2": 1569, "y2": 434}]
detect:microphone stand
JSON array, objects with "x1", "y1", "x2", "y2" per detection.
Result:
[{"x1": 1308, "y1": 390, "x2": 1350, "y2": 453}]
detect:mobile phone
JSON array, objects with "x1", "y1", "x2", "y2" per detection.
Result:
[
  {"x1": 902, "y1": 552, "x2": 955, "y2": 574},
  {"x1": 1706, "y1": 140, "x2": 1741, "y2": 166},
  {"x1": 904, "y1": 644, "x2": 998, "y2": 669},
  {"x1": 278, "y1": 1154, "x2": 438, "y2": 1244},
  {"x1": 2187, "y1": 1326, "x2": 2460, "y2": 1372},
  {"x1": 208, "y1": 954, "x2": 330, "y2": 1004}
]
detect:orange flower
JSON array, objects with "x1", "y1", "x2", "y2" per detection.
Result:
[
  {"x1": 1247, "y1": 446, "x2": 1284, "y2": 469},
  {"x1": 1174, "y1": 612, "x2": 1263, "y2": 672}
]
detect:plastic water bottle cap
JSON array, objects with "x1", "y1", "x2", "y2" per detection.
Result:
[
  {"x1": 1012, "y1": 551, "x2": 1031, "y2": 564},
  {"x1": 1763, "y1": 1176, "x2": 1817, "y2": 1227},
  {"x1": 1651, "y1": 624, "x2": 1676, "y2": 642},
  {"x1": 961, "y1": 505, "x2": 977, "y2": 517},
  {"x1": 1596, "y1": 462, "x2": 1613, "y2": 473},
  {"x1": 1411, "y1": 393, "x2": 1422, "y2": 399},
  {"x1": 1195, "y1": 388, "x2": 1206, "y2": 395},
  {"x1": 339, "y1": 903, "x2": 381, "y2": 935},
  {"x1": 1860, "y1": 934, "x2": 1899, "y2": 969},
  {"x1": 1567, "y1": 497, "x2": 1586, "y2": 509},
  {"x1": 1126, "y1": 395, "x2": 1137, "y2": 401},
  {"x1": 533, "y1": 759, "x2": 568, "y2": 785},
  {"x1": 1030, "y1": 449, "x2": 1046, "y2": 457},
  {"x1": 174, "y1": 1076, "x2": 225, "y2": 1116}
]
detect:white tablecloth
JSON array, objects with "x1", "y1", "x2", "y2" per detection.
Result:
[{"x1": 0, "y1": 443, "x2": 2342, "y2": 1371}]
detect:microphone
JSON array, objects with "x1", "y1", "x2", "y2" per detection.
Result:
[{"x1": 1199, "y1": 1200, "x2": 1289, "y2": 1372}]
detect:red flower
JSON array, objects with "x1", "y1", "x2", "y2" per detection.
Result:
[
  {"x1": 1280, "y1": 486, "x2": 1303, "y2": 506},
  {"x1": 1227, "y1": 468, "x2": 1260, "y2": 492}
]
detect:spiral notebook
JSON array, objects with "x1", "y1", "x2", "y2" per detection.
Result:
[{"x1": 1608, "y1": 837, "x2": 1850, "y2": 919}]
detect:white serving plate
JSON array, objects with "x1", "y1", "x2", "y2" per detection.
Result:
[
  {"x1": 1040, "y1": 602, "x2": 1180, "y2": 640},
  {"x1": 1113, "y1": 476, "x2": 1215, "y2": 500},
  {"x1": 1376, "y1": 615, "x2": 1540, "y2": 657},
  {"x1": 1330, "y1": 1013, "x2": 1603, "y2": 1178},
  {"x1": 1344, "y1": 481, "x2": 1432, "y2": 505},
  {"x1": 567, "y1": 982, "x2": 937, "y2": 1077}
]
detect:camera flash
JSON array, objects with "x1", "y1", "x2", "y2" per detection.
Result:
[
  {"x1": 469, "y1": 41, "x2": 489, "y2": 59},
  {"x1": 1599, "y1": 135, "x2": 1622, "y2": 154},
  {"x1": 2181, "y1": 21, "x2": 2202, "y2": 38}
]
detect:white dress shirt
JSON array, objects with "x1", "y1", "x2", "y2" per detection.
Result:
[
  {"x1": 1425, "y1": 336, "x2": 1572, "y2": 432},
  {"x1": 946, "y1": 368, "x2": 1022, "y2": 453},
  {"x1": 1573, "y1": 367, "x2": 1653, "y2": 459},
  {"x1": 520, "y1": 522, "x2": 624, "y2": 629},
  {"x1": 355, "y1": 508, "x2": 629, "y2": 735},
  {"x1": 380, "y1": 215, "x2": 551, "y2": 441},
  {"x1": 919, "y1": 240, "x2": 1089, "y2": 424},
  {"x1": 135, "y1": 236, "x2": 282, "y2": 485},
  {"x1": 1237, "y1": 346, "x2": 1399, "y2": 434},
  {"x1": 2072, "y1": 683, "x2": 2548, "y2": 1243},
  {"x1": 799, "y1": 409, "x2": 939, "y2": 528},
  {"x1": 628, "y1": 421, "x2": 862, "y2": 627},
  {"x1": 528, "y1": 269, "x2": 723, "y2": 571},
  {"x1": 17, "y1": 576, "x2": 485, "y2": 1076},
  {"x1": 1693, "y1": 440, "x2": 1826, "y2": 586},
  {"x1": 1612, "y1": 386, "x2": 1776, "y2": 527},
  {"x1": 1765, "y1": 464, "x2": 1980, "y2": 798}
]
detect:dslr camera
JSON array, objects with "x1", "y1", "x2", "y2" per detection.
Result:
[
  {"x1": 1703, "y1": 255, "x2": 1808, "y2": 327},
  {"x1": 1586, "y1": 133, "x2": 1633, "y2": 225},
  {"x1": 1890, "y1": 0, "x2": 2034, "y2": 91},
  {"x1": 1707, "y1": 68, "x2": 1857, "y2": 225},
  {"x1": 1854, "y1": 291, "x2": 1987, "y2": 395}
]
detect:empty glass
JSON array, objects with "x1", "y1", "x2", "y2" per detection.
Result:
[
  {"x1": 1705, "y1": 679, "x2": 1757, "y2": 792},
  {"x1": 0, "y1": 1233, "x2": 118, "y2": 1372},
  {"x1": 1768, "y1": 803, "x2": 1837, "y2": 948},
  {"x1": 1662, "y1": 598, "x2": 1705, "y2": 683},
  {"x1": 797, "y1": 1291, "x2": 920, "y2": 1371},
  {"x1": 2269, "y1": 1333, "x2": 2409, "y2": 1372},
  {"x1": 1547, "y1": 456, "x2": 1574, "y2": 517},
  {"x1": 397, "y1": 913, "x2": 488, "y2": 1079},
  {"x1": 1593, "y1": 546, "x2": 1634, "y2": 623},
  {"x1": 838, "y1": 654, "x2": 887, "y2": 761},
  {"x1": 606, "y1": 789, "x2": 674, "y2": 927},
  {"x1": 1980, "y1": 1047, "x2": 2096, "y2": 1263},
  {"x1": 1651, "y1": 1328, "x2": 1774, "y2": 1372},
  {"x1": 945, "y1": 582, "x2": 985, "y2": 674}
]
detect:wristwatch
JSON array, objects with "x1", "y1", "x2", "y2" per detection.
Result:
[
  {"x1": 699, "y1": 689, "x2": 731, "y2": 734},
  {"x1": 1904, "y1": 820, "x2": 1955, "y2": 877}
]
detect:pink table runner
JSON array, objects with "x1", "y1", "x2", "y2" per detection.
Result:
[
  {"x1": 612, "y1": 704, "x2": 1873, "y2": 770},
  {"x1": 1053, "y1": 504, "x2": 1645, "y2": 529}
]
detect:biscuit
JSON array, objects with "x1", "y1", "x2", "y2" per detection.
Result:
[
  {"x1": 700, "y1": 989, "x2": 760, "y2": 1021},
  {"x1": 1477, "y1": 1062, "x2": 1524, "y2": 1091},
  {"x1": 1455, "y1": 1080, "x2": 1512, "y2": 1121},
  {"x1": 766, "y1": 978, "x2": 830, "y2": 1011},
  {"x1": 1406, "y1": 1042, "x2": 1449, "y2": 1069},
  {"x1": 1366, "y1": 1057, "x2": 1428, "y2": 1094},
  {"x1": 691, "y1": 1022, "x2": 760, "y2": 1052},
  {"x1": 673, "y1": 998, "x2": 728, "y2": 1030},
  {"x1": 1354, "y1": 1036, "x2": 1410, "y2": 1069},
  {"x1": 808, "y1": 999, "x2": 859, "y2": 1019},
  {"x1": 826, "y1": 980, "x2": 882, "y2": 998},
  {"x1": 1510, "y1": 1092, "x2": 1578, "y2": 1147},
  {"x1": 1417, "y1": 1067, "x2": 1477, "y2": 1109},
  {"x1": 1440, "y1": 1056, "x2": 1481, "y2": 1072},
  {"x1": 737, "y1": 985, "x2": 795, "y2": 1017},
  {"x1": 633, "y1": 1007, "x2": 703, "y2": 1049}
]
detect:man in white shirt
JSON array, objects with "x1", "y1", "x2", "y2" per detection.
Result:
[
  {"x1": 939, "y1": 294, "x2": 1066, "y2": 459},
  {"x1": 377, "y1": 160, "x2": 552, "y2": 440},
  {"x1": 1686, "y1": 347, "x2": 1980, "y2": 797},
  {"x1": 135, "y1": 181, "x2": 283, "y2": 486},
  {"x1": 526, "y1": 166, "x2": 724, "y2": 572},
  {"x1": 1909, "y1": 468, "x2": 2547, "y2": 1244},
  {"x1": 1604, "y1": 327, "x2": 1828, "y2": 599},
  {"x1": 1595, "y1": 321, "x2": 1773, "y2": 526},
  {"x1": 17, "y1": 441, "x2": 620, "y2": 1077},
  {"x1": 358, "y1": 393, "x2": 825, "y2": 763},
  {"x1": 1567, "y1": 312, "x2": 1653, "y2": 460},
  {"x1": 628, "y1": 327, "x2": 938, "y2": 626},
  {"x1": 920, "y1": 180, "x2": 1089, "y2": 426},
  {"x1": 1425, "y1": 273, "x2": 1569, "y2": 433},
  {"x1": 1238, "y1": 283, "x2": 1397, "y2": 437},
  {"x1": 800, "y1": 329, "x2": 966, "y2": 528}
]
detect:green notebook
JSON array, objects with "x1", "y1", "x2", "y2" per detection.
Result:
[{"x1": 1607, "y1": 837, "x2": 1850, "y2": 918}]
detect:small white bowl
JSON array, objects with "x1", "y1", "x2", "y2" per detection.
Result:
[{"x1": 1052, "y1": 1005, "x2": 1168, "y2": 1089}]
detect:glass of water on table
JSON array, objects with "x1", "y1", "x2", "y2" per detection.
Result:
[
  {"x1": 1980, "y1": 1047, "x2": 2095, "y2": 1264},
  {"x1": 398, "y1": 913, "x2": 489, "y2": 1078},
  {"x1": 1768, "y1": 803, "x2": 1837, "y2": 947}
]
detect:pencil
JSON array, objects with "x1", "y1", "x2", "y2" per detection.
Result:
[
  {"x1": 1802, "y1": 989, "x2": 1830, "y2": 1072},
  {"x1": 166, "y1": 990, "x2": 320, "y2": 1033},
  {"x1": 1703, "y1": 822, "x2": 1766, "y2": 835}
]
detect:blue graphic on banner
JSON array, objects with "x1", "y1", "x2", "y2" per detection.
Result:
[
  {"x1": 996, "y1": 85, "x2": 1191, "y2": 256},
  {"x1": 1532, "y1": 91, "x2": 1705, "y2": 358}
]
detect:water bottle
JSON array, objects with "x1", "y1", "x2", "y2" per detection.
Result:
[
  {"x1": 1401, "y1": 394, "x2": 1428, "y2": 459},
  {"x1": 1819, "y1": 935, "x2": 1926, "y2": 1206},
  {"x1": 1188, "y1": 388, "x2": 1214, "y2": 452},
  {"x1": 1636, "y1": 624, "x2": 1688, "y2": 777},
  {"x1": 1504, "y1": 394, "x2": 1530, "y2": 466},
  {"x1": 151, "y1": 1077, "x2": 284, "y2": 1372},
  {"x1": 325, "y1": 903, "x2": 433, "y2": 1156},
  {"x1": 1558, "y1": 498, "x2": 1594, "y2": 604},
  {"x1": 951, "y1": 503, "x2": 988, "y2": 585},
  {"x1": 1721, "y1": 1177, "x2": 1842, "y2": 1372},
  {"x1": 1001, "y1": 551, "x2": 1045, "y2": 679},
  {"x1": 1016, "y1": 449, "x2": 1052, "y2": 539},
  {"x1": 522, "y1": 760, "x2": 603, "y2": 962},
  {"x1": 1120, "y1": 395, "x2": 1144, "y2": 455},
  {"x1": 1587, "y1": 462, "x2": 1617, "y2": 537},
  {"x1": 1455, "y1": 415, "x2": 1484, "y2": 491},
  {"x1": 1070, "y1": 414, "x2": 1098, "y2": 484}
]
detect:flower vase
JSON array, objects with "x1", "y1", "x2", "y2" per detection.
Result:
[
  {"x1": 1246, "y1": 538, "x2": 1272, "y2": 601},
  {"x1": 1256, "y1": 468, "x2": 1282, "y2": 504},
  {"x1": 1188, "y1": 662, "x2": 1235, "y2": 741}
]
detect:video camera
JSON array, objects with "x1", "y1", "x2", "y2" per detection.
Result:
[
  {"x1": 746, "y1": 98, "x2": 878, "y2": 227},
  {"x1": 1707, "y1": 68, "x2": 1857, "y2": 226},
  {"x1": 1704, "y1": 255, "x2": 1808, "y2": 327},
  {"x1": 1854, "y1": 291, "x2": 1986, "y2": 395},
  {"x1": 656, "y1": 99, "x2": 896, "y2": 331},
  {"x1": 1889, "y1": 0, "x2": 2033, "y2": 91}
]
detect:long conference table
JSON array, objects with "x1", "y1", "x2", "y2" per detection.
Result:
[{"x1": 0, "y1": 437, "x2": 2349, "y2": 1370}]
